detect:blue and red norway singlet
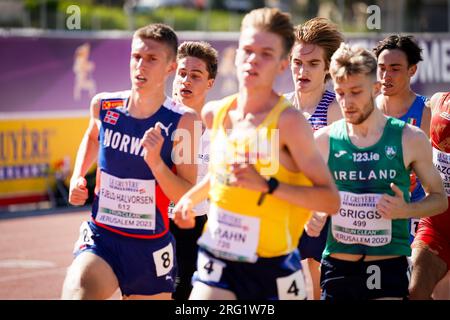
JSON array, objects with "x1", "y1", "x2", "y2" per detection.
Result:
[{"x1": 91, "y1": 92, "x2": 184, "y2": 239}]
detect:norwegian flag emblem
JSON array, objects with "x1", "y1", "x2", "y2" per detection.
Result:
[{"x1": 104, "y1": 111, "x2": 120, "y2": 125}]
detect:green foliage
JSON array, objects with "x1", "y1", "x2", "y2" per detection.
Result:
[
  {"x1": 134, "y1": 7, "x2": 245, "y2": 31},
  {"x1": 8, "y1": 0, "x2": 372, "y2": 32},
  {"x1": 16, "y1": 1, "x2": 245, "y2": 31}
]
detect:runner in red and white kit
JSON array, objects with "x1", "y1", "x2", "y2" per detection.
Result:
[{"x1": 410, "y1": 92, "x2": 450, "y2": 299}]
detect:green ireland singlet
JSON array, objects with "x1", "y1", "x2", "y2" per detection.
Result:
[{"x1": 323, "y1": 117, "x2": 411, "y2": 257}]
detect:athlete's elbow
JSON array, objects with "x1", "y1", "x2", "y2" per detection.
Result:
[
  {"x1": 324, "y1": 190, "x2": 341, "y2": 215},
  {"x1": 438, "y1": 193, "x2": 448, "y2": 214}
]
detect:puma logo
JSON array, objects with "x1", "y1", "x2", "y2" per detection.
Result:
[
  {"x1": 334, "y1": 150, "x2": 347, "y2": 158},
  {"x1": 157, "y1": 122, "x2": 173, "y2": 136}
]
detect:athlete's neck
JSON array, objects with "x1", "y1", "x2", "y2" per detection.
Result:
[
  {"x1": 187, "y1": 99, "x2": 205, "y2": 115},
  {"x1": 128, "y1": 90, "x2": 166, "y2": 119},
  {"x1": 379, "y1": 89, "x2": 417, "y2": 117},
  {"x1": 179, "y1": 98, "x2": 206, "y2": 133},
  {"x1": 347, "y1": 106, "x2": 387, "y2": 148},
  {"x1": 237, "y1": 87, "x2": 278, "y2": 116},
  {"x1": 295, "y1": 86, "x2": 327, "y2": 114}
]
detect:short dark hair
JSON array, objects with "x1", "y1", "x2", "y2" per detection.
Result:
[
  {"x1": 133, "y1": 23, "x2": 178, "y2": 60},
  {"x1": 373, "y1": 34, "x2": 423, "y2": 66},
  {"x1": 177, "y1": 41, "x2": 218, "y2": 79}
]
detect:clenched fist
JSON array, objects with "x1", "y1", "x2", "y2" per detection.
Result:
[
  {"x1": 305, "y1": 211, "x2": 328, "y2": 237},
  {"x1": 141, "y1": 122, "x2": 165, "y2": 170},
  {"x1": 172, "y1": 197, "x2": 196, "y2": 229},
  {"x1": 69, "y1": 176, "x2": 88, "y2": 206}
]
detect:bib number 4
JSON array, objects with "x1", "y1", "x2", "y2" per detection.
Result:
[
  {"x1": 276, "y1": 270, "x2": 307, "y2": 300},
  {"x1": 197, "y1": 250, "x2": 224, "y2": 282}
]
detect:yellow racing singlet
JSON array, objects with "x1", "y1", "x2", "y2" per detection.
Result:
[{"x1": 197, "y1": 94, "x2": 313, "y2": 262}]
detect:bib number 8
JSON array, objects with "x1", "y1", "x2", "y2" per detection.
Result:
[
  {"x1": 161, "y1": 251, "x2": 171, "y2": 269},
  {"x1": 153, "y1": 242, "x2": 174, "y2": 277}
]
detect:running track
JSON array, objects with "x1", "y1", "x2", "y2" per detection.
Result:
[
  {"x1": 2, "y1": 209, "x2": 448, "y2": 300},
  {"x1": 0, "y1": 209, "x2": 120, "y2": 300}
]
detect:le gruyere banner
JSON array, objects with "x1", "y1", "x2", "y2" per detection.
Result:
[{"x1": 0, "y1": 115, "x2": 88, "y2": 201}]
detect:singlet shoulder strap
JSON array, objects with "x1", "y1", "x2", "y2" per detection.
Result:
[
  {"x1": 211, "y1": 94, "x2": 238, "y2": 135},
  {"x1": 264, "y1": 95, "x2": 293, "y2": 131}
]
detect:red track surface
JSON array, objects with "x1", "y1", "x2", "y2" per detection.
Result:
[
  {"x1": 0, "y1": 210, "x2": 120, "y2": 300},
  {"x1": 2, "y1": 209, "x2": 448, "y2": 300}
]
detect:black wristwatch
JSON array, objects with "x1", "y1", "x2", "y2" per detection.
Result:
[
  {"x1": 257, "y1": 177, "x2": 279, "y2": 206},
  {"x1": 266, "y1": 177, "x2": 279, "y2": 194}
]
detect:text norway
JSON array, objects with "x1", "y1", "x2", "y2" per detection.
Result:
[{"x1": 103, "y1": 128, "x2": 145, "y2": 157}]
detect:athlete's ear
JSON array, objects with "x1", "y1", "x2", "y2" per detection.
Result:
[
  {"x1": 408, "y1": 64, "x2": 417, "y2": 78},
  {"x1": 372, "y1": 80, "x2": 381, "y2": 97},
  {"x1": 234, "y1": 48, "x2": 239, "y2": 69},
  {"x1": 207, "y1": 78, "x2": 215, "y2": 90},
  {"x1": 278, "y1": 57, "x2": 289, "y2": 74},
  {"x1": 167, "y1": 61, "x2": 177, "y2": 74}
]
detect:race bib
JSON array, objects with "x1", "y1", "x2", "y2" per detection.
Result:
[
  {"x1": 73, "y1": 221, "x2": 95, "y2": 253},
  {"x1": 410, "y1": 218, "x2": 420, "y2": 238},
  {"x1": 331, "y1": 191, "x2": 392, "y2": 247},
  {"x1": 97, "y1": 171, "x2": 156, "y2": 230},
  {"x1": 433, "y1": 147, "x2": 450, "y2": 196},
  {"x1": 198, "y1": 204, "x2": 260, "y2": 263},
  {"x1": 153, "y1": 242, "x2": 174, "y2": 277},
  {"x1": 196, "y1": 250, "x2": 225, "y2": 283},
  {"x1": 276, "y1": 269, "x2": 307, "y2": 300}
]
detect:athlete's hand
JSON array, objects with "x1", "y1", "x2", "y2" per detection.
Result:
[
  {"x1": 173, "y1": 197, "x2": 196, "y2": 229},
  {"x1": 376, "y1": 183, "x2": 408, "y2": 219},
  {"x1": 229, "y1": 163, "x2": 268, "y2": 192},
  {"x1": 69, "y1": 176, "x2": 88, "y2": 206},
  {"x1": 305, "y1": 211, "x2": 328, "y2": 237},
  {"x1": 141, "y1": 122, "x2": 165, "y2": 170}
]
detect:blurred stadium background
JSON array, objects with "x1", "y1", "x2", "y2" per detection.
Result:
[{"x1": 0, "y1": 0, "x2": 449, "y2": 299}]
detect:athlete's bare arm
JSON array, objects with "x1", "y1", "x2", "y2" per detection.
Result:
[
  {"x1": 301, "y1": 126, "x2": 335, "y2": 236},
  {"x1": 420, "y1": 101, "x2": 431, "y2": 138},
  {"x1": 377, "y1": 124, "x2": 447, "y2": 219},
  {"x1": 201, "y1": 99, "x2": 217, "y2": 130},
  {"x1": 176, "y1": 99, "x2": 218, "y2": 206},
  {"x1": 313, "y1": 125, "x2": 331, "y2": 162},
  {"x1": 68, "y1": 93, "x2": 103, "y2": 206},
  {"x1": 273, "y1": 108, "x2": 340, "y2": 214},
  {"x1": 143, "y1": 109, "x2": 199, "y2": 204},
  {"x1": 172, "y1": 100, "x2": 218, "y2": 228}
]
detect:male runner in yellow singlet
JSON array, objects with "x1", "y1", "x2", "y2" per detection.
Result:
[{"x1": 173, "y1": 7, "x2": 340, "y2": 300}]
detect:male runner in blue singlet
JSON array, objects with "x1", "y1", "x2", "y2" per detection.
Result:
[
  {"x1": 61, "y1": 24, "x2": 199, "y2": 300},
  {"x1": 374, "y1": 35, "x2": 430, "y2": 243}
]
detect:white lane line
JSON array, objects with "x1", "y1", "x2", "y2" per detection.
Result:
[
  {"x1": 0, "y1": 259, "x2": 57, "y2": 269},
  {"x1": 0, "y1": 267, "x2": 67, "y2": 283}
]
